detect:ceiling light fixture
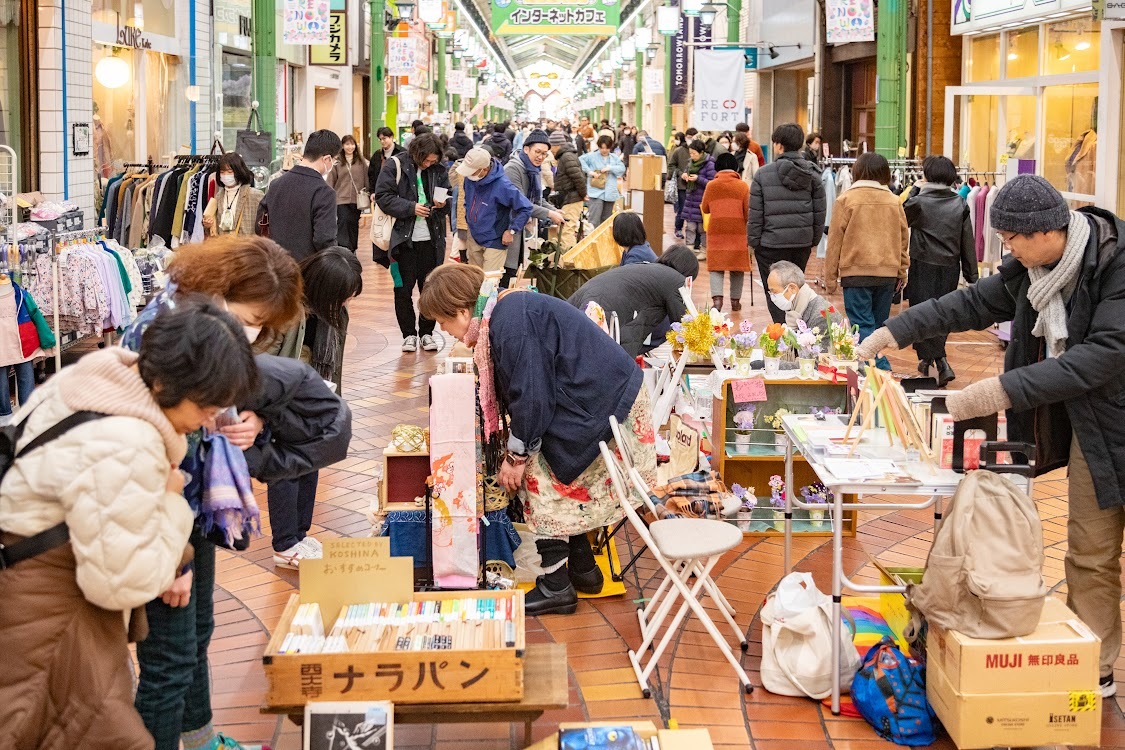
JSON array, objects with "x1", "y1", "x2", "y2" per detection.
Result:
[
  {"x1": 95, "y1": 51, "x2": 130, "y2": 89},
  {"x1": 657, "y1": 5, "x2": 679, "y2": 35}
]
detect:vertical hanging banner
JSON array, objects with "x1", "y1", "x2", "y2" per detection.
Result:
[
  {"x1": 671, "y1": 15, "x2": 711, "y2": 104},
  {"x1": 491, "y1": 0, "x2": 620, "y2": 35},
  {"x1": 283, "y1": 0, "x2": 331, "y2": 44},
  {"x1": 825, "y1": 0, "x2": 875, "y2": 44},
  {"x1": 387, "y1": 37, "x2": 417, "y2": 75},
  {"x1": 309, "y1": 10, "x2": 347, "y2": 64},
  {"x1": 448, "y1": 69, "x2": 466, "y2": 96},
  {"x1": 692, "y1": 49, "x2": 745, "y2": 130},
  {"x1": 644, "y1": 68, "x2": 665, "y2": 96}
]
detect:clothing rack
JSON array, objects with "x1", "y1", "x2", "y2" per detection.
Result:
[
  {"x1": 49, "y1": 228, "x2": 111, "y2": 369},
  {"x1": 174, "y1": 154, "x2": 220, "y2": 166}
]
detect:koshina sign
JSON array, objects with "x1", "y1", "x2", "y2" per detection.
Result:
[{"x1": 491, "y1": 0, "x2": 620, "y2": 35}]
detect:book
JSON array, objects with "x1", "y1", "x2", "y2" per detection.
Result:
[{"x1": 304, "y1": 701, "x2": 392, "y2": 750}]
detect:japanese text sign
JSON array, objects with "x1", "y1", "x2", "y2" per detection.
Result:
[
  {"x1": 491, "y1": 0, "x2": 620, "y2": 35},
  {"x1": 309, "y1": 10, "x2": 347, "y2": 65}
]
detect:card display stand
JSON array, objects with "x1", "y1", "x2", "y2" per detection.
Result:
[
  {"x1": 263, "y1": 590, "x2": 526, "y2": 707},
  {"x1": 711, "y1": 376, "x2": 858, "y2": 537},
  {"x1": 379, "y1": 446, "x2": 430, "y2": 512}
]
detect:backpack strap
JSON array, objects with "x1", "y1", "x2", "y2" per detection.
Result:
[{"x1": 16, "y1": 411, "x2": 106, "y2": 459}]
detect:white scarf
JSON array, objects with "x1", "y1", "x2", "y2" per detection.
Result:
[{"x1": 1027, "y1": 211, "x2": 1090, "y2": 358}]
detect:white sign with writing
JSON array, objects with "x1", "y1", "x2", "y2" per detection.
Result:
[{"x1": 692, "y1": 50, "x2": 745, "y2": 130}]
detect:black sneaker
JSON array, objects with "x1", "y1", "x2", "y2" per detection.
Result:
[
  {"x1": 524, "y1": 576, "x2": 578, "y2": 616},
  {"x1": 569, "y1": 565, "x2": 605, "y2": 595},
  {"x1": 1100, "y1": 673, "x2": 1117, "y2": 698}
]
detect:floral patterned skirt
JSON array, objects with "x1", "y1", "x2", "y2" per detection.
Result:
[{"x1": 521, "y1": 388, "x2": 658, "y2": 538}]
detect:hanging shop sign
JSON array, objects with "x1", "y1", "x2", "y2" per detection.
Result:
[
  {"x1": 283, "y1": 0, "x2": 331, "y2": 45},
  {"x1": 388, "y1": 37, "x2": 419, "y2": 75},
  {"x1": 643, "y1": 68, "x2": 665, "y2": 96},
  {"x1": 825, "y1": 0, "x2": 875, "y2": 44},
  {"x1": 692, "y1": 49, "x2": 745, "y2": 130},
  {"x1": 309, "y1": 10, "x2": 348, "y2": 65},
  {"x1": 671, "y1": 14, "x2": 711, "y2": 104},
  {"x1": 491, "y1": 0, "x2": 620, "y2": 36},
  {"x1": 447, "y1": 69, "x2": 467, "y2": 95},
  {"x1": 952, "y1": 0, "x2": 1087, "y2": 31},
  {"x1": 1093, "y1": 0, "x2": 1125, "y2": 19}
]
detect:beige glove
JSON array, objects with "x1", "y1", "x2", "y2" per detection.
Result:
[
  {"x1": 856, "y1": 326, "x2": 898, "y2": 362},
  {"x1": 945, "y1": 377, "x2": 1012, "y2": 422}
]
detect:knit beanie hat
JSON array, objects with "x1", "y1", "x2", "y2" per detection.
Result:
[
  {"x1": 989, "y1": 174, "x2": 1070, "y2": 234},
  {"x1": 548, "y1": 130, "x2": 568, "y2": 146},
  {"x1": 524, "y1": 129, "x2": 551, "y2": 148}
]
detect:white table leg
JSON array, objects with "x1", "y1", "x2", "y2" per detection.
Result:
[{"x1": 831, "y1": 483, "x2": 845, "y2": 715}]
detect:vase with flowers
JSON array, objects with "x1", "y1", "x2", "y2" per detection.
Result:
[
  {"x1": 800, "y1": 482, "x2": 831, "y2": 528},
  {"x1": 793, "y1": 319, "x2": 822, "y2": 379},
  {"x1": 768, "y1": 475, "x2": 786, "y2": 530},
  {"x1": 822, "y1": 308, "x2": 860, "y2": 372},
  {"x1": 732, "y1": 407, "x2": 756, "y2": 454},
  {"x1": 732, "y1": 320, "x2": 756, "y2": 376},
  {"x1": 759, "y1": 323, "x2": 793, "y2": 377},
  {"x1": 731, "y1": 483, "x2": 757, "y2": 531},
  {"x1": 764, "y1": 407, "x2": 790, "y2": 452}
]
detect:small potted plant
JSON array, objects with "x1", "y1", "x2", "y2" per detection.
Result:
[
  {"x1": 732, "y1": 407, "x2": 756, "y2": 454},
  {"x1": 731, "y1": 483, "x2": 756, "y2": 531},
  {"x1": 758, "y1": 323, "x2": 790, "y2": 377},
  {"x1": 800, "y1": 482, "x2": 832, "y2": 528},
  {"x1": 793, "y1": 319, "x2": 822, "y2": 379},
  {"x1": 823, "y1": 308, "x2": 860, "y2": 372},
  {"x1": 764, "y1": 407, "x2": 790, "y2": 452},
  {"x1": 732, "y1": 320, "x2": 756, "y2": 376},
  {"x1": 769, "y1": 475, "x2": 786, "y2": 530}
]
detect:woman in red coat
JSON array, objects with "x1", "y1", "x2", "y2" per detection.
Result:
[{"x1": 700, "y1": 152, "x2": 752, "y2": 311}]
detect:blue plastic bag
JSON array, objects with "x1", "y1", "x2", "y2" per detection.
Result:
[{"x1": 850, "y1": 637, "x2": 937, "y2": 746}]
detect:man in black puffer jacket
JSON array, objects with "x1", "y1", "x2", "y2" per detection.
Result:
[
  {"x1": 450, "y1": 122, "x2": 474, "y2": 159},
  {"x1": 550, "y1": 129, "x2": 587, "y2": 250},
  {"x1": 483, "y1": 123, "x2": 513, "y2": 162},
  {"x1": 747, "y1": 122, "x2": 827, "y2": 322}
]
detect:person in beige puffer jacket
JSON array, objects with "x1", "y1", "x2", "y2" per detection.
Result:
[{"x1": 0, "y1": 299, "x2": 259, "y2": 750}]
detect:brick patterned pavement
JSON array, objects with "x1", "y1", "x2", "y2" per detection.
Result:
[{"x1": 197, "y1": 213, "x2": 1125, "y2": 750}]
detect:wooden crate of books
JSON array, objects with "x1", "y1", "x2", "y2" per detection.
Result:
[{"x1": 262, "y1": 539, "x2": 526, "y2": 707}]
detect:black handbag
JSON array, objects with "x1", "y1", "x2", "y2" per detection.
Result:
[{"x1": 236, "y1": 109, "x2": 272, "y2": 168}]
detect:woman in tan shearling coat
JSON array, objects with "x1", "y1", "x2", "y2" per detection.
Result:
[{"x1": 0, "y1": 301, "x2": 258, "y2": 750}]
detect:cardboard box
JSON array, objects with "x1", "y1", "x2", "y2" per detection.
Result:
[
  {"x1": 927, "y1": 656, "x2": 1102, "y2": 749},
  {"x1": 926, "y1": 597, "x2": 1099, "y2": 695},
  {"x1": 626, "y1": 154, "x2": 665, "y2": 191}
]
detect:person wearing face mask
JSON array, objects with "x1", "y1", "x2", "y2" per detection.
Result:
[
  {"x1": 201, "y1": 153, "x2": 262, "y2": 237},
  {"x1": 458, "y1": 147, "x2": 534, "y2": 278},
  {"x1": 118, "y1": 236, "x2": 303, "y2": 750},
  {"x1": 256, "y1": 129, "x2": 341, "y2": 262},
  {"x1": 767, "y1": 260, "x2": 840, "y2": 350},
  {"x1": 502, "y1": 130, "x2": 565, "y2": 286},
  {"x1": 326, "y1": 135, "x2": 369, "y2": 253}
]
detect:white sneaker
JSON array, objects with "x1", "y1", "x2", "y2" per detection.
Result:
[
  {"x1": 1100, "y1": 673, "x2": 1117, "y2": 698},
  {"x1": 297, "y1": 537, "x2": 323, "y2": 559},
  {"x1": 421, "y1": 334, "x2": 439, "y2": 351},
  {"x1": 402, "y1": 335, "x2": 419, "y2": 353},
  {"x1": 273, "y1": 543, "x2": 307, "y2": 570}
]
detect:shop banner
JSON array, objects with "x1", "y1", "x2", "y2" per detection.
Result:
[
  {"x1": 692, "y1": 50, "x2": 745, "y2": 130},
  {"x1": 388, "y1": 37, "x2": 418, "y2": 75},
  {"x1": 283, "y1": 0, "x2": 330, "y2": 45},
  {"x1": 447, "y1": 69, "x2": 467, "y2": 96},
  {"x1": 618, "y1": 84, "x2": 635, "y2": 103},
  {"x1": 309, "y1": 10, "x2": 347, "y2": 65},
  {"x1": 643, "y1": 68, "x2": 665, "y2": 96},
  {"x1": 825, "y1": 0, "x2": 875, "y2": 44},
  {"x1": 671, "y1": 14, "x2": 711, "y2": 104},
  {"x1": 604, "y1": 88, "x2": 618, "y2": 103},
  {"x1": 490, "y1": 0, "x2": 619, "y2": 36},
  {"x1": 1093, "y1": 0, "x2": 1125, "y2": 19}
]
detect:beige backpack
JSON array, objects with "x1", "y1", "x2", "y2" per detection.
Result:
[{"x1": 907, "y1": 470, "x2": 1047, "y2": 639}]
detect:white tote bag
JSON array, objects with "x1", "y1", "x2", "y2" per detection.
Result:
[
  {"x1": 759, "y1": 572, "x2": 861, "y2": 699},
  {"x1": 370, "y1": 156, "x2": 402, "y2": 252}
]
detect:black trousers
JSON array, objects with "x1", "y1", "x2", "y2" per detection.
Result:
[
  {"x1": 394, "y1": 240, "x2": 437, "y2": 338},
  {"x1": 755, "y1": 245, "x2": 813, "y2": 323},
  {"x1": 906, "y1": 259, "x2": 962, "y2": 362},
  {"x1": 336, "y1": 203, "x2": 361, "y2": 251},
  {"x1": 267, "y1": 471, "x2": 319, "y2": 552}
]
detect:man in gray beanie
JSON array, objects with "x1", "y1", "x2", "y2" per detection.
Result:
[
  {"x1": 857, "y1": 173, "x2": 1125, "y2": 698},
  {"x1": 502, "y1": 129, "x2": 564, "y2": 286},
  {"x1": 550, "y1": 128, "x2": 587, "y2": 250}
]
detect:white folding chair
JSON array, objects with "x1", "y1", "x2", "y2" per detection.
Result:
[{"x1": 599, "y1": 441, "x2": 754, "y2": 697}]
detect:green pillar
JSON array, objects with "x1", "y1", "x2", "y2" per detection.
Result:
[
  {"x1": 436, "y1": 40, "x2": 448, "y2": 114},
  {"x1": 635, "y1": 19, "x2": 644, "y2": 130},
  {"x1": 368, "y1": 0, "x2": 387, "y2": 151},
  {"x1": 664, "y1": 34, "x2": 673, "y2": 144},
  {"x1": 252, "y1": 0, "x2": 277, "y2": 159},
  {"x1": 874, "y1": 0, "x2": 907, "y2": 157},
  {"x1": 727, "y1": 0, "x2": 741, "y2": 44},
  {"x1": 611, "y1": 71, "x2": 621, "y2": 124},
  {"x1": 451, "y1": 55, "x2": 461, "y2": 117}
]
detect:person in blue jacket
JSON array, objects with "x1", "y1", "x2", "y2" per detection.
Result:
[
  {"x1": 580, "y1": 135, "x2": 627, "y2": 229},
  {"x1": 613, "y1": 212, "x2": 657, "y2": 265},
  {"x1": 458, "y1": 147, "x2": 533, "y2": 279},
  {"x1": 419, "y1": 263, "x2": 659, "y2": 616}
]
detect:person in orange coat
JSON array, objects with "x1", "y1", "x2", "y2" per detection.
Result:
[{"x1": 700, "y1": 152, "x2": 752, "y2": 311}]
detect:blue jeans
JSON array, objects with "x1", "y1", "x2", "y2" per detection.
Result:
[
  {"x1": 674, "y1": 187, "x2": 686, "y2": 231},
  {"x1": 135, "y1": 529, "x2": 215, "y2": 749},
  {"x1": 0, "y1": 361, "x2": 35, "y2": 416},
  {"x1": 843, "y1": 284, "x2": 895, "y2": 371}
]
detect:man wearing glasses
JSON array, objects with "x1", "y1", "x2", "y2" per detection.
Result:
[{"x1": 857, "y1": 173, "x2": 1125, "y2": 700}]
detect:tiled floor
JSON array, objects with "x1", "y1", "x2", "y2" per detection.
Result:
[{"x1": 200, "y1": 212, "x2": 1125, "y2": 749}]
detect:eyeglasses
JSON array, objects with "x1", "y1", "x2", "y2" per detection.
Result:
[{"x1": 995, "y1": 231, "x2": 1017, "y2": 247}]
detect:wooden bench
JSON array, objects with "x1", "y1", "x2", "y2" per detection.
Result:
[{"x1": 262, "y1": 642, "x2": 569, "y2": 747}]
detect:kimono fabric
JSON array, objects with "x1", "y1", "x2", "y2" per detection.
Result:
[
  {"x1": 429, "y1": 372, "x2": 481, "y2": 588},
  {"x1": 521, "y1": 388, "x2": 658, "y2": 538}
]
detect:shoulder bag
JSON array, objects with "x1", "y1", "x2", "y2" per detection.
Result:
[
  {"x1": 347, "y1": 163, "x2": 370, "y2": 211},
  {"x1": 370, "y1": 156, "x2": 403, "y2": 255}
]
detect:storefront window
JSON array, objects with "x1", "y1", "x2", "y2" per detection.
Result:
[
  {"x1": 92, "y1": 0, "x2": 175, "y2": 39},
  {"x1": 222, "y1": 52, "x2": 252, "y2": 149},
  {"x1": 1044, "y1": 18, "x2": 1099, "y2": 76},
  {"x1": 146, "y1": 51, "x2": 189, "y2": 159},
  {"x1": 1043, "y1": 83, "x2": 1098, "y2": 196},
  {"x1": 1005, "y1": 95, "x2": 1037, "y2": 161},
  {"x1": 967, "y1": 34, "x2": 1000, "y2": 82},
  {"x1": 92, "y1": 44, "x2": 137, "y2": 175},
  {"x1": 1005, "y1": 27, "x2": 1039, "y2": 79},
  {"x1": 963, "y1": 95, "x2": 998, "y2": 171}
]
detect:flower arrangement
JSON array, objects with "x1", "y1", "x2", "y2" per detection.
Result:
[
  {"x1": 810, "y1": 406, "x2": 839, "y2": 419},
  {"x1": 733, "y1": 407, "x2": 757, "y2": 433},
  {"x1": 758, "y1": 323, "x2": 792, "y2": 359},
  {"x1": 822, "y1": 307, "x2": 861, "y2": 360},
  {"x1": 731, "y1": 483, "x2": 756, "y2": 512},
  {"x1": 768, "y1": 475, "x2": 786, "y2": 509},
  {"x1": 667, "y1": 309, "x2": 732, "y2": 357},
  {"x1": 763, "y1": 407, "x2": 790, "y2": 431},
  {"x1": 800, "y1": 482, "x2": 832, "y2": 504},
  {"x1": 793, "y1": 319, "x2": 822, "y2": 359},
  {"x1": 708, "y1": 308, "x2": 733, "y2": 351},
  {"x1": 732, "y1": 332, "x2": 757, "y2": 357}
]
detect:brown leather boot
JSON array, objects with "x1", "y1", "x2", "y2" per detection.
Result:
[
  {"x1": 731, "y1": 299, "x2": 742, "y2": 312},
  {"x1": 712, "y1": 296, "x2": 724, "y2": 311}
]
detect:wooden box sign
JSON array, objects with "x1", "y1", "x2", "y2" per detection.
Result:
[
  {"x1": 626, "y1": 154, "x2": 664, "y2": 191},
  {"x1": 262, "y1": 539, "x2": 526, "y2": 708}
]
